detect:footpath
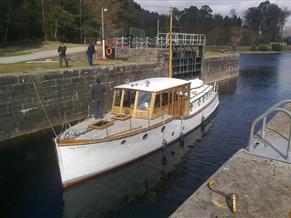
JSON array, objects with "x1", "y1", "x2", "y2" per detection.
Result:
[{"x1": 0, "y1": 47, "x2": 85, "y2": 64}]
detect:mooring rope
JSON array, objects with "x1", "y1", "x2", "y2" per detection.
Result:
[{"x1": 30, "y1": 75, "x2": 57, "y2": 137}]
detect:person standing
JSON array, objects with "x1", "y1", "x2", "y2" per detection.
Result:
[
  {"x1": 58, "y1": 42, "x2": 68, "y2": 68},
  {"x1": 87, "y1": 43, "x2": 96, "y2": 66},
  {"x1": 91, "y1": 79, "x2": 105, "y2": 119},
  {"x1": 232, "y1": 43, "x2": 237, "y2": 53}
]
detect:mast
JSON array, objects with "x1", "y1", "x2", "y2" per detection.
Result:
[{"x1": 169, "y1": 8, "x2": 173, "y2": 78}]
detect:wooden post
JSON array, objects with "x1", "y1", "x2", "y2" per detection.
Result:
[
  {"x1": 120, "y1": 89, "x2": 125, "y2": 114},
  {"x1": 133, "y1": 91, "x2": 139, "y2": 117},
  {"x1": 169, "y1": 8, "x2": 173, "y2": 78}
]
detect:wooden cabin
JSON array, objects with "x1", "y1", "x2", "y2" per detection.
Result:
[{"x1": 111, "y1": 78, "x2": 191, "y2": 120}]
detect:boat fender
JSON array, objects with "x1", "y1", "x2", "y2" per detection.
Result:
[
  {"x1": 162, "y1": 156, "x2": 167, "y2": 166},
  {"x1": 179, "y1": 132, "x2": 185, "y2": 142},
  {"x1": 161, "y1": 139, "x2": 167, "y2": 151},
  {"x1": 201, "y1": 116, "x2": 206, "y2": 124}
]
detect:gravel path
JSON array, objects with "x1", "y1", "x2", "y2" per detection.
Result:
[{"x1": 0, "y1": 46, "x2": 86, "y2": 64}]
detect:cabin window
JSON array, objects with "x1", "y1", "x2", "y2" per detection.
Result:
[
  {"x1": 174, "y1": 92, "x2": 179, "y2": 102},
  {"x1": 114, "y1": 89, "x2": 122, "y2": 106},
  {"x1": 123, "y1": 90, "x2": 136, "y2": 108},
  {"x1": 137, "y1": 91, "x2": 151, "y2": 110},
  {"x1": 162, "y1": 92, "x2": 169, "y2": 106},
  {"x1": 169, "y1": 92, "x2": 173, "y2": 104},
  {"x1": 155, "y1": 94, "x2": 161, "y2": 108}
]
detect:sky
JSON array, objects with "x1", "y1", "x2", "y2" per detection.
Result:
[{"x1": 135, "y1": 0, "x2": 291, "y2": 26}]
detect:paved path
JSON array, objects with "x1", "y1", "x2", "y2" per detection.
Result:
[{"x1": 0, "y1": 47, "x2": 86, "y2": 64}]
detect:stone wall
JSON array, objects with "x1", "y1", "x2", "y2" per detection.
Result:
[
  {"x1": 0, "y1": 53, "x2": 239, "y2": 143},
  {"x1": 0, "y1": 63, "x2": 166, "y2": 142},
  {"x1": 201, "y1": 54, "x2": 239, "y2": 83}
]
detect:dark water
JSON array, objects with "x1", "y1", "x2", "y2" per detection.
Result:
[{"x1": 1, "y1": 53, "x2": 291, "y2": 218}]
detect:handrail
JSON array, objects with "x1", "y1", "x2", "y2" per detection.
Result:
[{"x1": 248, "y1": 100, "x2": 291, "y2": 159}]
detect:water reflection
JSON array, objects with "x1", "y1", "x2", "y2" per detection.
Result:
[
  {"x1": 217, "y1": 77, "x2": 237, "y2": 95},
  {"x1": 2, "y1": 53, "x2": 291, "y2": 218},
  {"x1": 62, "y1": 113, "x2": 216, "y2": 218}
]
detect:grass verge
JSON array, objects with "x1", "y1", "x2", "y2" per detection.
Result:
[{"x1": 0, "y1": 60, "x2": 126, "y2": 74}]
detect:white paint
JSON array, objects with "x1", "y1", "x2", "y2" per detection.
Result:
[
  {"x1": 115, "y1": 77, "x2": 190, "y2": 92},
  {"x1": 55, "y1": 80, "x2": 219, "y2": 186}
]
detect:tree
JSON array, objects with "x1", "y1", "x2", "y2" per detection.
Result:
[{"x1": 244, "y1": 1, "x2": 290, "y2": 42}]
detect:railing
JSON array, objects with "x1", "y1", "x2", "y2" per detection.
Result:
[
  {"x1": 110, "y1": 33, "x2": 206, "y2": 49},
  {"x1": 157, "y1": 33, "x2": 206, "y2": 48},
  {"x1": 248, "y1": 100, "x2": 291, "y2": 160},
  {"x1": 111, "y1": 37, "x2": 157, "y2": 49}
]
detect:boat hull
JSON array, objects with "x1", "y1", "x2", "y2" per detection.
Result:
[{"x1": 55, "y1": 93, "x2": 219, "y2": 188}]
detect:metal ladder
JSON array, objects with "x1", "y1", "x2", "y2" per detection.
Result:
[{"x1": 247, "y1": 100, "x2": 291, "y2": 163}]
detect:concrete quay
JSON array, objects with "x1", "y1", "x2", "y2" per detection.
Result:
[
  {"x1": 171, "y1": 102, "x2": 291, "y2": 218},
  {"x1": 170, "y1": 149, "x2": 291, "y2": 218}
]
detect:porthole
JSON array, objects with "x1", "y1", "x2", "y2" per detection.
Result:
[
  {"x1": 161, "y1": 126, "x2": 166, "y2": 132},
  {"x1": 143, "y1": 133, "x2": 148, "y2": 140},
  {"x1": 171, "y1": 132, "x2": 175, "y2": 136},
  {"x1": 121, "y1": 139, "x2": 126, "y2": 145}
]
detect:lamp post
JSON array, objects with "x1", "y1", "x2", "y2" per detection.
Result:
[{"x1": 101, "y1": 7, "x2": 108, "y2": 59}]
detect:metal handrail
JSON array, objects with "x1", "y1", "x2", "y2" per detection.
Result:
[
  {"x1": 157, "y1": 32, "x2": 206, "y2": 48},
  {"x1": 248, "y1": 100, "x2": 291, "y2": 159}
]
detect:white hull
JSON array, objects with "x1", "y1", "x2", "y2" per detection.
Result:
[{"x1": 55, "y1": 93, "x2": 219, "y2": 187}]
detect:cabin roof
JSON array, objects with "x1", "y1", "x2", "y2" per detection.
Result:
[{"x1": 114, "y1": 77, "x2": 190, "y2": 92}]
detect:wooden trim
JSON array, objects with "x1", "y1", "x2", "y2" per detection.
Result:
[
  {"x1": 58, "y1": 93, "x2": 217, "y2": 146},
  {"x1": 58, "y1": 116, "x2": 175, "y2": 146},
  {"x1": 109, "y1": 126, "x2": 142, "y2": 137},
  {"x1": 149, "y1": 92, "x2": 155, "y2": 118},
  {"x1": 88, "y1": 120, "x2": 114, "y2": 130},
  {"x1": 133, "y1": 90, "x2": 139, "y2": 117},
  {"x1": 119, "y1": 89, "x2": 125, "y2": 114},
  {"x1": 112, "y1": 114, "x2": 131, "y2": 121},
  {"x1": 62, "y1": 103, "x2": 219, "y2": 189}
]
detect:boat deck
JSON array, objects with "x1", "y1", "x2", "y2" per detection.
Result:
[{"x1": 62, "y1": 113, "x2": 173, "y2": 141}]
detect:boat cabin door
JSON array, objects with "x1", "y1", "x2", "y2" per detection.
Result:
[
  {"x1": 169, "y1": 86, "x2": 189, "y2": 117},
  {"x1": 170, "y1": 89, "x2": 183, "y2": 117}
]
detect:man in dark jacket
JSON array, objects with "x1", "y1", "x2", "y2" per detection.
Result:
[
  {"x1": 87, "y1": 43, "x2": 96, "y2": 66},
  {"x1": 58, "y1": 42, "x2": 68, "y2": 67},
  {"x1": 91, "y1": 79, "x2": 105, "y2": 118}
]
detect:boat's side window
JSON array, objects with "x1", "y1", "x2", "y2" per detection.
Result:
[
  {"x1": 114, "y1": 89, "x2": 122, "y2": 106},
  {"x1": 137, "y1": 91, "x2": 151, "y2": 110},
  {"x1": 169, "y1": 92, "x2": 173, "y2": 104},
  {"x1": 123, "y1": 90, "x2": 136, "y2": 108},
  {"x1": 162, "y1": 92, "x2": 169, "y2": 107},
  {"x1": 174, "y1": 92, "x2": 179, "y2": 102},
  {"x1": 155, "y1": 94, "x2": 161, "y2": 108}
]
